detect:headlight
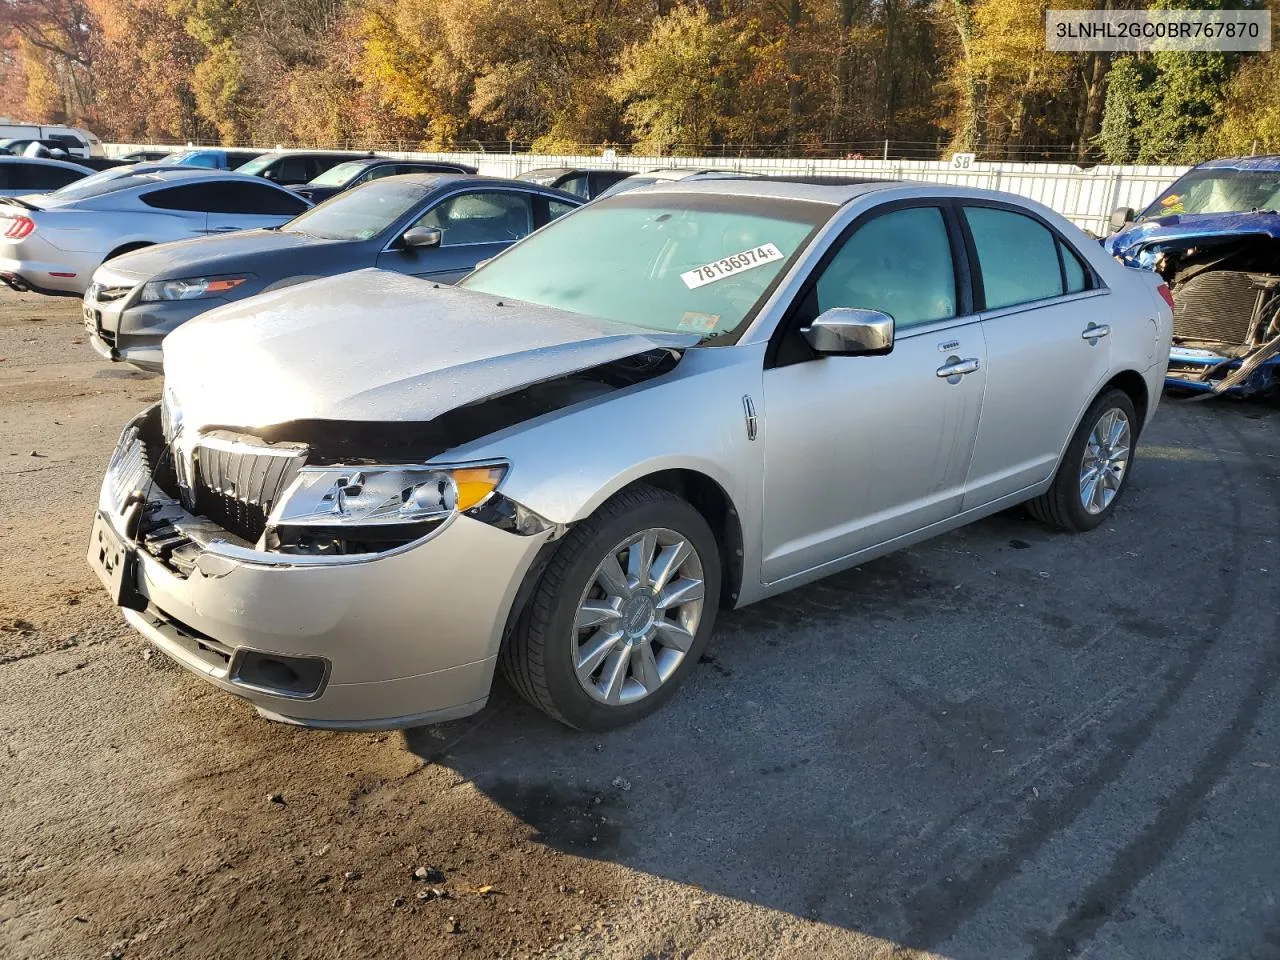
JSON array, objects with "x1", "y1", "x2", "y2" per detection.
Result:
[
  {"x1": 269, "y1": 463, "x2": 507, "y2": 530},
  {"x1": 139, "y1": 276, "x2": 249, "y2": 302}
]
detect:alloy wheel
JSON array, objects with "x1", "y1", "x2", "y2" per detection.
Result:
[
  {"x1": 1078, "y1": 407, "x2": 1131, "y2": 515},
  {"x1": 572, "y1": 527, "x2": 705, "y2": 706}
]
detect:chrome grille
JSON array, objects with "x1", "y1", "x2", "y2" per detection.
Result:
[
  {"x1": 86, "y1": 281, "x2": 133, "y2": 303},
  {"x1": 105, "y1": 425, "x2": 151, "y2": 510},
  {"x1": 192, "y1": 432, "x2": 309, "y2": 543}
]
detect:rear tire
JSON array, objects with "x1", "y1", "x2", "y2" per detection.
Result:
[
  {"x1": 500, "y1": 484, "x2": 721, "y2": 731},
  {"x1": 1028, "y1": 388, "x2": 1137, "y2": 532}
]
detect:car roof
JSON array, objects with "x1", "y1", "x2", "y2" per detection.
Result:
[
  {"x1": 371, "y1": 172, "x2": 580, "y2": 195},
  {"x1": 0, "y1": 155, "x2": 91, "y2": 172},
  {"x1": 518, "y1": 166, "x2": 578, "y2": 177},
  {"x1": 621, "y1": 177, "x2": 906, "y2": 205},
  {"x1": 1194, "y1": 155, "x2": 1280, "y2": 172}
]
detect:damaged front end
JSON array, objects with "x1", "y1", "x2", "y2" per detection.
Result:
[
  {"x1": 127, "y1": 347, "x2": 682, "y2": 570},
  {"x1": 1110, "y1": 221, "x2": 1280, "y2": 397}
]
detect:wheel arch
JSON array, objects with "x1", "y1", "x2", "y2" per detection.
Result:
[
  {"x1": 103, "y1": 240, "x2": 153, "y2": 262},
  {"x1": 1103, "y1": 369, "x2": 1150, "y2": 432},
  {"x1": 613, "y1": 469, "x2": 745, "y2": 609}
]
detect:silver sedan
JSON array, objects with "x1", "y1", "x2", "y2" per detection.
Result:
[
  {"x1": 88, "y1": 179, "x2": 1173, "y2": 731},
  {"x1": 0, "y1": 168, "x2": 310, "y2": 296}
]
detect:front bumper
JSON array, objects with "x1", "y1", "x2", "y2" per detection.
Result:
[
  {"x1": 1166, "y1": 345, "x2": 1280, "y2": 396},
  {"x1": 83, "y1": 279, "x2": 218, "y2": 373},
  {"x1": 90, "y1": 409, "x2": 552, "y2": 728}
]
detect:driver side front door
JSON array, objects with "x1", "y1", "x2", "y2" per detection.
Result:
[
  {"x1": 377, "y1": 189, "x2": 535, "y2": 283},
  {"x1": 759, "y1": 202, "x2": 987, "y2": 585}
]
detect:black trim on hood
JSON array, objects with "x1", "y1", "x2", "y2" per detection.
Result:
[{"x1": 212, "y1": 348, "x2": 683, "y2": 464}]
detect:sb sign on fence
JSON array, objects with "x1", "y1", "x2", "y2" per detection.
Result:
[{"x1": 950, "y1": 152, "x2": 976, "y2": 171}]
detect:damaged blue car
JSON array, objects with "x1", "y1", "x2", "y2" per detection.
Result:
[{"x1": 1106, "y1": 155, "x2": 1280, "y2": 397}]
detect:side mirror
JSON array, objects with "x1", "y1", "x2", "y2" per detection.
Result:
[
  {"x1": 801, "y1": 307, "x2": 894, "y2": 356},
  {"x1": 1109, "y1": 206, "x2": 1135, "y2": 232},
  {"x1": 402, "y1": 226, "x2": 442, "y2": 250}
]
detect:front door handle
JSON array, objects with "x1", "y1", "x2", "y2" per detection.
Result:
[
  {"x1": 936, "y1": 357, "x2": 981, "y2": 379},
  {"x1": 208, "y1": 226, "x2": 239, "y2": 233},
  {"x1": 1082, "y1": 323, "x2": 1111, "y2": 342}
]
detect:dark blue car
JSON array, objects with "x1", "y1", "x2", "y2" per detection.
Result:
[{"x1": 1106, "y1": 156, "x2": 1280, "y2": 397}]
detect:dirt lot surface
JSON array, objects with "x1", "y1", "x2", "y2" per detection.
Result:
[{"x1": 1, "y1": 290, "x2": 1278, "y2": 960}]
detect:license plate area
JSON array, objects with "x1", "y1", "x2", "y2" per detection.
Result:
[
  {"x1": 87, "y1": 511, "x2": 146, "y2": 611},
  {"x1": 83, "y1": 304, "x2": 100, "y2": 334}
]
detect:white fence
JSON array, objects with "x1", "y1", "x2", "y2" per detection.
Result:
[{"x1": 105, "y1": 144, "x2": 1188, "y2": 235}]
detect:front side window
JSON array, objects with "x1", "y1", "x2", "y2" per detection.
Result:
[
  {"x1": 462, "y1": 194, "x2": 828, "y2": 338},
  {"x1": 10, "y1": 163, "x2": 83, "y2": 191},
  {"x1": 806, "y1": 206, "x2": 957, "y2": 330},
  {"x1": 207, "y1": 182, "x2": 309, "y2": 216},
  {"x1": 965, "y1": 206, "x2": 1088, "y2": 309},
  {"x1": 413, "y1": 191, "x2": 532, "y2": 246}
]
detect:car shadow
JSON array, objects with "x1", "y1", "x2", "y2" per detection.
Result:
[{"x1": 400, "y1": 402, "x2": 1268, "y2": 954}]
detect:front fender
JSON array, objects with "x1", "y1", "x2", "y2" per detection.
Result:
[{"x1": 437, "y1": 343, "x2": 766, "y2": 584}]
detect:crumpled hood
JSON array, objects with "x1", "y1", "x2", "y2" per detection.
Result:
[
  {"x1": 107, "y1": 228, "x2": 343, "y2": 281},
  {"x1": 1105, "y1": 211, "x2": 1280, "y2": 265},
  {"x1": 163, "y1": 268, "x2": 699, "y2": 431}
]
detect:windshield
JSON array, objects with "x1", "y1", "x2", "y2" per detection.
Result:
[
  {"x1": 281, "y1": 179, "x2": 429, "y2": 241},
  {"x1": 170, "y1": 151, "x2": 220, "y2": 169},
  {"x1": 516, "y1": 169, "x2": 565, "y2": 186},
  {"x1": 307, "y1": 160, "x2": 367, "y2": 187},
  {"x1": 597, "y1": 176, "x2": 661, "y2": 199},
  {"x1": 1140, "y1": 170, "x2": 1280, "y2": 219},
  {"x1": 461, "y1": 194, "x2": 828, "y2": 339},
  {"x1": 234, "y1": 154, "x2": 280, "y2": 175}
]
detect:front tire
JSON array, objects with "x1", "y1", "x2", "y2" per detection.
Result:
[
  {"x1": 500, "y1": 484, "x2": 721, "y2": 730},
  {"x1": 1028, "y1": 388, "x2": 1137, "y2": 532}
]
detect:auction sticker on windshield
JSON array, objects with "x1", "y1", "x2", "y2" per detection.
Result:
[{"x1": 681, "y1": 244, "x2": 785, "y2": 289}]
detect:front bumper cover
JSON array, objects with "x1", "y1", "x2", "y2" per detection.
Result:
[{"x1": 90, "y1": 408, "x2": 553, "y2": 729}]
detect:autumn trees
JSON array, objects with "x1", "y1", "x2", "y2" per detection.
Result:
[{"x1": 0, "y1": 0, "x2": 1277, "y2": 162}]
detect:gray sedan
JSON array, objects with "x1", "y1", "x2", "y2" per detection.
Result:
[
  {"x1": 84, "y1": 174, "x2": 583, "y2": 372},
  {"x1": 0, "y1": 169, "x2": 310, "y2": 296},
  {"x1": 89, "y1": 179, "x2": 1172, "y2": 731}
]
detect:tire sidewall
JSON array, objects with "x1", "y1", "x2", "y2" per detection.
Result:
[
  {"x1": 537, "y1": 496, "x2": 721, "y2": 731},
  {"x1": 1059, "y1": 388, "x2": 1138, "y2": 531}
]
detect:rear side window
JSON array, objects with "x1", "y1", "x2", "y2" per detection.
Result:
[
  {"x1": 9, "y1": 162, "x2": 84, "y2": 191},
  {"x1": 49, "y1": 134, "x2": 85, "y2": 150},
  {"x1": 1062, "y1": 242, "x2": 1088, "y2": 293},
  {"x1": 547, "y1": 198, "x2": 577, "y2": 221},
  {"x1": 807, "y1": 205, "x2": 957, "y2": 330},
  {"x1": 964, "y1": 206, "x2": 1091, "y2": 309},
  {"x1": 271, "y1": 156, "x2": 312, "y2": 183}
]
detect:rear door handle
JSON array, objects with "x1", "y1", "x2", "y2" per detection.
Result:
[
  {"x1": 208, "y1": 226, "x2": 239, "y2": 233},
  {"x1": 936, "y1": 357, "x2": 981, "y2": 379},
  {"x1": 1082, "y1": 323, "x2": 1111, "y2": 341}
]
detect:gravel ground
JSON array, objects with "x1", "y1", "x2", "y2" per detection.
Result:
[{"x1": 1, "y1": 290, "x2": 1277, "y2": 960}]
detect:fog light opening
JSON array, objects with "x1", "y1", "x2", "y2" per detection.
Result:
[{"x1": 230, "y1": 650, "x2": 328, "y2": 700}]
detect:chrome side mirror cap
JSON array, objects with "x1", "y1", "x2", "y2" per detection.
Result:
[
  {"x1": 402, "y1": 226, "x2": 442, "y2": 249},
  {"x1": 801, "y1": 307, "x2": 894, "y2": 356},
  {"x1": 1109, "y1": 206, "x2": 1135, "y2": 232}
]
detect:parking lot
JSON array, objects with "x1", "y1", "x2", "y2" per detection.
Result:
[{"x1": 1, "y1": 289, "x2": 1277, "y2": 960}]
